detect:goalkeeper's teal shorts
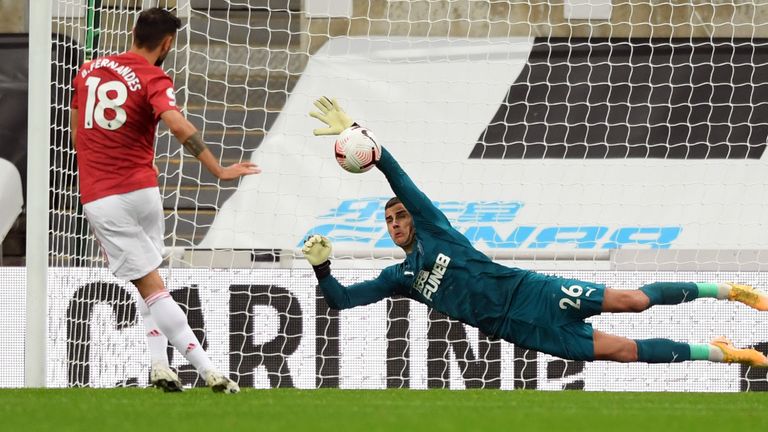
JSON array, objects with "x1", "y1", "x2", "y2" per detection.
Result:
[{"x1": 499, "y1": 274, "x2": 607, "y2": 361}]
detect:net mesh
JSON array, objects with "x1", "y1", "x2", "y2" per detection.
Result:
[{"x1": 43, "y1": 0, "x2": 768, "y2": 390}]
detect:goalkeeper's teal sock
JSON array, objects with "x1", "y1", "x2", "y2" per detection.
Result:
[
  {"x1": 689, "y1": 343, "x2": 725, "y2": 362},
  {"x1": 694, "y1": 283, "x2": 732, "y2": 300},
  {"x1": 639, "y1": 282, "x2": 698, "y2": 305},
  {"x1": 639, "y1": 282, "x2": 730, "y2": 306},
  {"x1": 634, "y1": 339, "x2": 691, "y2": 363}
]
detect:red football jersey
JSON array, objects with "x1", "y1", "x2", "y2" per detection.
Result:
[{"x1": 71, "y1": 51, "x2": 180, "y2": 203}]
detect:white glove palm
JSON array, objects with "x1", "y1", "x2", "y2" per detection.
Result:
[
  {"x1": 309, "y1": 97, "x2": 354, "y2": 136},
  {"x1": 302, "y1": 234, "x2": 332, "y2": 266}
]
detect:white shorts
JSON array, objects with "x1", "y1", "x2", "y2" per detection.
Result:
[{"x1": 83, "y1": 187, "x2": 165, "y2": 281}]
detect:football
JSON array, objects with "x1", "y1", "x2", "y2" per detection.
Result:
[{"x1": 334, "y1": 125, "x2": 381, "y2": 173}]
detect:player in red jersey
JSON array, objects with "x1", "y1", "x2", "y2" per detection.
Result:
[{"x1": 70, "y1": 8, "x2": 256, "y2": 393}]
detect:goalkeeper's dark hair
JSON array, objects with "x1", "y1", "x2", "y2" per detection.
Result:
[
  {"x1": 133, "y1": 8, "x2": 181, "y2": 50},
  {"x1": 385, "y1": 197, "x2": 402, "y2": 210}
]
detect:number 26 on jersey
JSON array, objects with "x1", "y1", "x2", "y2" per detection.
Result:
[{"x1": 559, "y1": 284, "x2": 596, "y2": 310}]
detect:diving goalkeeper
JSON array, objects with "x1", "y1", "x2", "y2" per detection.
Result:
[{"x1": 304, "y1": 96, "x2": 768, "y2": 366}]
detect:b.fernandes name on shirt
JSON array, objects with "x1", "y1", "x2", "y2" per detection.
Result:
[{"x1": 81, "y1": 58, "x2": 142, "y2": 91}]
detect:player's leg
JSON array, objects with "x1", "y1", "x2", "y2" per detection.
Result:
[
  {"x1": 594, "y1": 330, "x2": 692, "y2": 362},
  {"x1": 603, "y1": 282, "x2": 768, "y2": 312},
  {"x1": 601, "y1": 288, "x2": 650, "y2": 312},
  {"x1": 134, "y1": 295, "x2": 169, "y2": 367},
  {"x1": 593, "y1": 330, "x2": 768, "y2": 366},
  {"x1": 592, "y1": 330, "x2": 638, "y2": 362},
  {"x1": 133, "y1": 188, "x2": 238, "y2": 393},
  {"x1": 130, "y1": 273, "x2": 186, "y2": 392},
  {"x1": 132, "y1": 272, "x2": 237, "y2": 392},
  {"x1": 134, "y1": 294, "x2": 183, "y2": 392},
  {"x1": 130, "y1": 190, "x2": 183, "y2": 391},
  {"x1": 83, "y1": 193, "x2": 182, "y2": 392},
  {"x1": 86, "y1": 189, "x2": 237, "y2": 393},
  {"x1": 515, "y1": 275, "x2": 768, "y2": 365}
]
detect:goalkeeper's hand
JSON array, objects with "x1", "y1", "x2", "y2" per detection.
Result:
[
  {"x1": 309, "y1": 97, "x2": 354, "y2": 136},
  {"x1": 302, "y1": 234, "x2": 332, "y2": 266}
]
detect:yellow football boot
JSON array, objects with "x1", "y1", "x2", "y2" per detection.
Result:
[
  {"x1": 727, "y1": 283, "x2": 768, "y2": 311},
  {"x1": 711, "y1": 337, "x2": 768, "y2": 367}
]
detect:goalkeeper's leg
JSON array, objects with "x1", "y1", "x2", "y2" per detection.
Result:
[
  {"x1": 594, "y1": 330, "x2": 768, "y2": 366},
  {"x1": 602, "y1": 282, "x2": 768, "y2": 312},
  {"x1": 133, "y1": 270, "x2": 239, "y2": 393}
]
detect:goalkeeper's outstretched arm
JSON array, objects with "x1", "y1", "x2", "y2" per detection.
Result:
[
  {"x1": 308, "y1": 97, "x2": 449, "y2": 227},
  {"x1": 303, "y1": 235, "x2": 396, "y2": 309},
  {"x1": 375, "y1": 147, "x2": 449, "y2": 228}
]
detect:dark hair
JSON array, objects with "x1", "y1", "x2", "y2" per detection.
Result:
[
  {"x1": 133, "y1": 8, "x2": 181, "y2": 50},
  {"x1": 385, "y1": 197, "x2": 402, "y2": 210}
]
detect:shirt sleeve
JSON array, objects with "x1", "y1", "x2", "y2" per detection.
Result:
[
  {"x1": 317, "y1": 265, "x2": 400, "y2": 310},
  {"x1": 376, "y1": 146, "x2": 451, "y2": 232},
  {"x1": 145, "y1": 73, "x2": 179, "y2": 119}
]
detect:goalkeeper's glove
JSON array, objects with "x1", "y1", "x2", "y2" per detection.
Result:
[
  {"x1": 309, "y1": 97, "x2": 355, "y2": 136},
  {"x1": 302, "y1": 234, "x2": 332, "y2": 279}
]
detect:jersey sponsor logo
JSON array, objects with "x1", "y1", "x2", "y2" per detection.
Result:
[
  {"x1": 166, "y1": 87, "x2": 176, "y2": 106},
  {"x1": 412, "y1": 253, "x2": 451, "y2": 300},
  {"x1": 302, "y1": 197, "x2": 681, "y2": 250},
  {"x1": 413, "y1": 270, "x2": 429, "y2": 295}
]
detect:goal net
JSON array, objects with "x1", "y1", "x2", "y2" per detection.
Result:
[{"x1": 37, "y1": 0, "x2": 768, "y2": 390}]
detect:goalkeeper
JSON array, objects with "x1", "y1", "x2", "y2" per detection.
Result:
[{"x1": 305, "y1": 96, "x2": 768, "y2": 366}]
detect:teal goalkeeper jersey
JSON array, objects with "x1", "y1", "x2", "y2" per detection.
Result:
[{"x1": 317, "y1": 147, "x2": 534, "y2": 337}]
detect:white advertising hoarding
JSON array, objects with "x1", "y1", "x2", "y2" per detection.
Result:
[{"x1": 3, "y1": 267, "x2": 768, "y2": 391}]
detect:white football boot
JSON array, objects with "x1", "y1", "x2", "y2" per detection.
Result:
[
  {"x1": 150, "y1": 365, "x2": 183, "y2": 392},
  {"x1": 204, "y1": 370, "x2": 240, "y2": 394}
]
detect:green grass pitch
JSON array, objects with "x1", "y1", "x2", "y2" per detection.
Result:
[{"x1": 1, "y1": 388, "x2": 767, "y2": 432}]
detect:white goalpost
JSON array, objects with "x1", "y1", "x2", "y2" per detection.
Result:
[
  {"x1": 26, "y1": 0, "x2": 52, "y2": 388},
  {"x1": 19, "y1": 0, "x2": 768, "y2": 390}
]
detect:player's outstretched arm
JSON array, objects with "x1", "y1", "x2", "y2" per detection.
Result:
[
  {"x1": 375, "y1": 147, "x2": 449, "y2": 226},
  {"x1": 161, "y1": 110, "x2": 261, "y2": 180},
  {"x1": 302, "y1": 234, "x2": 396, "y2": 309},
  {"x1": 308, "y1": 97, "x2": 448, "y2": 226}
]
